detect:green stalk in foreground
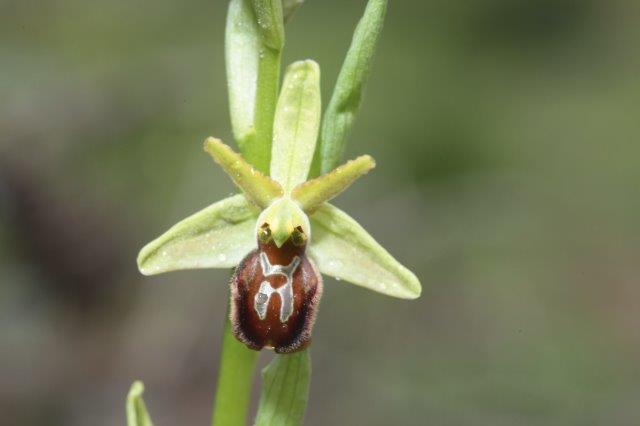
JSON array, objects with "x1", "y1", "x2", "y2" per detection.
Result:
[
  {"x1": 129, "y1": 1, "x2": 419, "y2": 425},
  {"x1": 212, "y1": 314, "x2": 259, "y2": 426}
]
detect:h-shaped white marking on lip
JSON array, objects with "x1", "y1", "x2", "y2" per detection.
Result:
[{"x1": 254, "y1": 252, "x2": 301, "y2": 323}]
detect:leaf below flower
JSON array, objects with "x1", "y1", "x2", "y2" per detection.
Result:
[{"x1": 254, "y1": 350, "x2": 311, "y2": 426}]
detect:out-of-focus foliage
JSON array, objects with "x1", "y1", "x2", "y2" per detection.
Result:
[{"x1": 1, "y1": 0, "x2": 639, "y2": 425}]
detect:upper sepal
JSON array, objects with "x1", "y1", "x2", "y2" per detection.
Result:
[
  {"x1": 137, "y1": 194, "x2": 258, "y2": 275},
  {"x1": 308, "y1": 203, "x2": 421, "y2": 299},
  {"x1": 270, "y1": 60, "x2": 321, "y2": 192}
]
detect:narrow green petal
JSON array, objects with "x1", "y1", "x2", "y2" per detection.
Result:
[
  {"x1": 309, "y1": 203, "x2": 421, "y2": 299},
  {"x1": 313, "y1": 0, "x2": 387, "y2": 175},
  {"x1": 271, "y1": 60, "x2": 321, "y2": 192},
  {"x1": 282, "y1": 0, "x2": 304, "y2": 23},
  {"x1": 251, "y1": 0, "x2": 285, "y2": 50},
  {"x1": 254, "y1": 350, "x2": 311, "y2": 426},
  {"x1": 292, "y1": 154, "x2": 375, "y2": 212},
  {"x1": 137, "y1": 195, "x2": 258, "y2": 275},
  {"x1": 126, "y1": 381, "x2": 153, "y2": 426},
  {"x1": 204, "y1": 137, "x2": 283, "y2": 208}
]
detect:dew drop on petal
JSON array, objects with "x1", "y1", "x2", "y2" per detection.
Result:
[{"x1": 328, "y1": 259, "x2": 343, "y2": 269}]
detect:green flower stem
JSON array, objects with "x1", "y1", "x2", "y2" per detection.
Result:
[
  {"x1": 251, "y1": 45, "x2": 282, "y2": 173},
  {"x1": 251, "y1": 0, "x2": 285, "y2": 50},
  {"x1": 214, "y1": 1, "x2": 284, "y2": 424},
  {"x1": 225, "y1": 0, "x2": 283, "y2": 174},
  {"x1": 212, "y1": 312, "x2": 260, "y2": 426}
]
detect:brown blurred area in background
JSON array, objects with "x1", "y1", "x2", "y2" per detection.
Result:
[{"x1": 1, "y1": 1, "x2": 639, "y2": 425}]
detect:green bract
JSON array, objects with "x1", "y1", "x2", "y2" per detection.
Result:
[
  {"x1": 254, "y1": 351, "x2": 310, "y2": 426},
  {"x1": 137, "y1": 57, "x2": 420, "y2": 299}
]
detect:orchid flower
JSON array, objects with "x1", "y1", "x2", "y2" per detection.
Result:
[
  {"x1": 130, "y1": 1, "x2": 421, "y2": 424},
  {"x1": 137, "y1": 60, "x2": 420, "y2": 353}
]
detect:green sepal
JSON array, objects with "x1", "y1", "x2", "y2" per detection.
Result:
[
  {"x1": 126, "y1": 381, "x2": 153, "y2": 426},
  {"x1": 137, "y1": 195, "x2": 258, "y2": 275},
  {"x1": 313, "y1": 0, "x2": 388, "y2": 175},
  {"x1": 257, "y1": 197, "x2": 310, "y2": 248},
  {"x1": 308, "y1": 203, "x2": 421, "y2": 299},
  {"x1": 204, "y1": 137, "x2": 283, "y2": 208},
  {"x1": 271, "y1": 60, "x2": 321, "y2": 192},
  {"x1": 251, "y1": 0, "x2": 285, "y2": 50},
  {"x1": 254, "y1": 351, "x2": 311, "y2": 426},
  {"x1": 292, "y1": 154, "x2": 375, "y2": 212}
]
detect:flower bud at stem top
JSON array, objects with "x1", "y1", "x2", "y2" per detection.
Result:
[{"x1": 251, "y1": 0, "x2": 285, "y2": 50}]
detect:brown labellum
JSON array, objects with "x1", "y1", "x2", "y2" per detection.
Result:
[{"x1": 229, "y1": 228, "x2": 322, "y2": 353}]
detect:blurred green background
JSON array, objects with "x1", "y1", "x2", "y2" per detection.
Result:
[{"x1": 1, "y1": 0, "x2": 639, "y2": 425}]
